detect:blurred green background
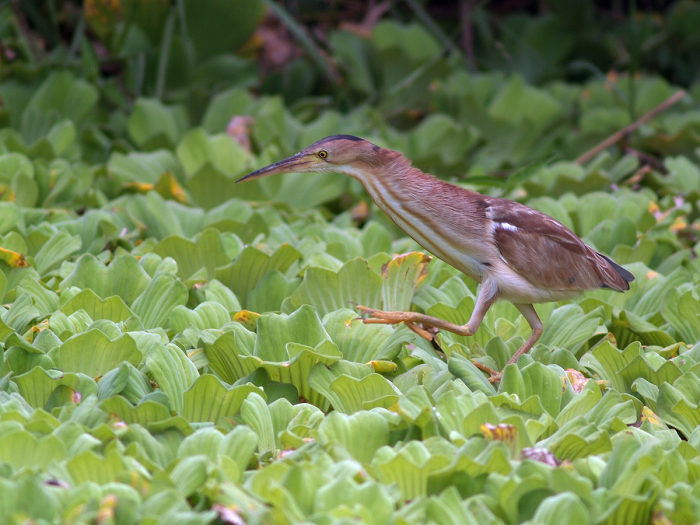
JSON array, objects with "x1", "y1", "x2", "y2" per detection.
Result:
[
  {"x1": 1, "y1": 2, "x2": 700, "y2": 524},
  {"x1": 2, "y1": 0, "x2": 699, "y2": 165}
]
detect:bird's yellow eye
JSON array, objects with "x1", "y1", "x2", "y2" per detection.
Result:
[{"x1": 318, "y1": 150, "x2": 328, "y2": 159}]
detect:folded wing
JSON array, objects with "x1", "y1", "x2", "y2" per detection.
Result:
[{"x1": 486, "y1": 199, "x2": 634, "y2": 292}]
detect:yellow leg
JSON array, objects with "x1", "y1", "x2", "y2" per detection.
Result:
[{"x1": 354, "y1": 291, "x2": 543, "y2": 384}]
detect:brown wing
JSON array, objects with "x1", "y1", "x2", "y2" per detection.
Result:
[{"x1": 486, "y1": 199, "x2": 633, "y2": 292}]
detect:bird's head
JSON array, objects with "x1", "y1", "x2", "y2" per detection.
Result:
[{"x1": 236, "y1": 135, "x2": 387, "y2": 183}]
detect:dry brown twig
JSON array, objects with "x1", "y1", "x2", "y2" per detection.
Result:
[{"x1": 575, "y1": 90, "x2": 687, "y2": 165}]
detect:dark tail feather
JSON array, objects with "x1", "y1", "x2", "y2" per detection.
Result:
[{"x1": 599, "y1": 254, "x2": 635, "y2": 290}]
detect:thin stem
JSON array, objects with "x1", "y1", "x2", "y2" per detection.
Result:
[
  {"x1": 627, "y1": 0, "x2": 639, "y2": 121},
  {"x1": 67, "y1": 14, "x2": 86, "y2": 61},
  {"x1": 156, "y1": 7, "x2": 177, "y2": 100},
  {"x1": 135, "y1": 52, "x2": 146, "y2": 98},
  {"x1": 460, "y1": 0, "x2": 476, "y2": 68},
  {"x1": 11, "y1": 0, "x2": 41, "y2": 63},
  {"x1": 402, "y1": 0, "x2": 471, "y2": 69},
  {"x1": 264, "y1": 0, "x2": 339, "y2": 82},
  {"x1": 575, "y1": 90, "x2": 686, "y2": 165}
]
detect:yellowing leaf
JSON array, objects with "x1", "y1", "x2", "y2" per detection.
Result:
[
  {"x1": 234, "y1": 309, "x2": 260, "y2": 331},
  {"x1": 480, "y1": 422, "x2": 518, "y2": 443},
  {"x1": 0, "y1": 247, "x2": 29, "y2": 268},
  {"x1": 154, "y1": 171, "x2": 188, "y2": 203},
  {"x1": 641, "y1": 406, "x2": 666, "y2": 431},
  {"x1": 366, "y1": 360, "x2": 398, "y2": 373},
  {"x1": 566, "y1": 369, "x2": 589, "y2": 393},
  {"x1": 381, "y1": 251, "x2": 431, "y2": 311},
  {"x1": 123, "y1": 182, "x2": 155, "y2": 193}
]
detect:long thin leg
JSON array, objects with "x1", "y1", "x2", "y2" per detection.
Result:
[
  {"x1": 357, "y1": 280, "x2": 504, "y2": 377},
  {"x1": 356, "y1": 278, "x2": 498, "y2": 338},
  {"x1": 509, "y1": 303, "x2": 543, "y2": 365},
  {"x1": 356, "y1": 284, "x2": 543, "y2": 383},
  {"x1": 482, "y1": 303, "x2": 543, "y2": 383}
]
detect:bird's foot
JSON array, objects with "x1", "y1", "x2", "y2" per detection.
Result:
[
  {"x1": 354, "y1": 305, "x2": 502, "y2": 382},
  {"x1": 355, "y1": 305, "x2": 415, "y2": 323},
  {"x1": 471, "y1": 360, "x2": 502, "y2": 383},
  {"x1": 355, "y1": 306, "x2": 437, "y2": 341}
]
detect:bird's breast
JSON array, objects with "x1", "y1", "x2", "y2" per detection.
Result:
[{"x1": 360, "y1": 175, "x2": 494, "y2": 282}]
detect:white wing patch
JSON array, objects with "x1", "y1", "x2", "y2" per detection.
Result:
[{"x1": 494, "y1": 222, "x2": 518, "y2": 232}]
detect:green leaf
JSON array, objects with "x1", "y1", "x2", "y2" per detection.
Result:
[
  {"x1": 239, "y1": 393, "x2": 276, "y2": 454},
  {"x1": 147, "y1": 344, "x2": 199, "y2": 415},
  {"x1": 66, "y1": 449, "x2": 128, "y2": 486},
  {"x1": 176, "y1": 128, "x2": 251, "y2": 177},
  {"x1": 0, "y1": 430, "x2": 67, "y2": 470},
  {"x1": 97, "y1": 362, "x2": 152, "y2": 404},
  {"x1": 172, "y1": 302, "x2": 231, "y2": 333},
  {"x1": 21, "y1": 71, "x2": 98, "y2": 143},
  {"x1": 323, "y1": 308, "x2": 413, "y2": 363},
  {"x1": 530, "y1": 493, "x2": 590, "y2": 525},
  {"x1": 538, "y1": 304, "x2": 605, "y2": 351},
  {"x1": 2, "y1": 293, "x2": 41, "y2": 332},
  {"x1": 170, "y1": 455, "x2": 209, "y2": 497},
  {"x1": 657, "y1": 374, "x2": 700, "y2": 438},
  {"x1": 60, "y1": 289, "x2": 133, "y2": 322},
  {"x1": 287, "y1": 257, "x2": 383, "y2": 317},
  {"x1": 182, "y1": 0, "x2": 265, "y2": 61},
  {"x1": 255, "y1": 305, "x2": 331, "y2": 361},
  {"x1": 219, "y1": 425, "x2": 258, "y2": 477},
  {"x1": 216, "y1": 244, "x2": 302, "y2": 309},
  {"x1": 60, "y1": 254, "x2": 151, "y2": 304},
  {"x1": 247, "y1": 271, "x2": 300, "y2": 313},
  {"x1": 372, "y1": 440, "x2": 452, "y2": 500},
  {"x1": 204, "y1": 326, "x2": 259, "y2": 383},
  {"x1": 500, "y1": 361, "x2": 564, "y2": 417},
  {"x1": 100, "y1": 396, "x2": 172, "y2": 425},
  {"x1": 33, "y1": 230, "x2": 81, "y2": 276},
  {"x1": 256, "y1": 342, "x2": 342, "y2": 408},
  {"x1": 186, "y1": 163, "x2": 267, "y2": 209},
  {"x1": 108, "y1": 150, "x2": 181, "y2": 185},
  {"x1": 181, "y1": 374, "x2": 263, "y2": 423},
  {"x1": 204, "y1": 279, "x2": 242, "y2": 312},
  {"x1": 308, "y1": 361, "x2": 400, "y2": 414},
  {"x1": 448, "y1": 353, "x2": 497, "y2": 395},
  {"x1": 580, "y1": 341, "x2": 642, "y2": 392},
  {"x1": 16, "y1": 275, "x2": 59, "y2": 316},
  {"x1": 13, "y1": 367, "x2": 98, "y2": 408},
  {"x1": 127, "y1": 99, "x2": 188, "y2": 150},
  {"x1": 315, "y1": 411, "x2": 391, "y2": 464},
  {"x1": 661, "y1": 288, "x2": 700, "y2": 344},
  {"x1": 131, "y1": 274, "x2": 188, "y2": 329},
  {"x1": 52, "y1": 330, "x2": 142, "y2": 378},
  {"x1": 153, "y1": 228, "x2": 231, "y2": 280},
  {"x1": 381, "y1": 252, "x2": 431, "y2": 311}
]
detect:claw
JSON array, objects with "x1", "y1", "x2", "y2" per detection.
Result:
[
  {"x1": 361, "y1": 318, "x2": 401, "y2": 325},
  {"x1": 355, "y1": 304, "x2": 374, "y2": 314},
  {"x1": 472, "y1": 361, "x2": 502, "y2": 383},
  {"x1": 405, "y1": 322, "x2": 433, "y2": 341}
]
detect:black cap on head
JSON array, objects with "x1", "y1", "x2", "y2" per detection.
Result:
[{"x1": 315, "y1": 134, "x2": 365, "y2": 144}]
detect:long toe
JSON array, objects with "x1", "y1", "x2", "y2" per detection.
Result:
[
  {"x1": 360, "y1": 318, "x2": 402, "y2": 326},
  {"x1": 355, "y1": 306, "x2": 410, "y2": 322},
  {"x1": 471, "y1": 360, "x2": 502, "y2": 383},
  {"x1": 405, "y1": 322, "x2": 434, "y2": 341},
  {"x1": 488, "y1": 373, "x2": 502, "y2": 384}
]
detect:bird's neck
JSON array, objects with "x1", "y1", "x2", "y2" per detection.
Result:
[
  {"x1": 339, "y1": 150, "x2": 490, "y2": 281},
  {"x1": 343, "y1": 152, "x2": 451, "y2": 235},
  {"x1": 342, "y1": 151, "x2": 453, "y2": 212}
]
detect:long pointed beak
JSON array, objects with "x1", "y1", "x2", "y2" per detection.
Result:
[{"x1": 236, "y1": 152, "x2": 313, "y2": 183}]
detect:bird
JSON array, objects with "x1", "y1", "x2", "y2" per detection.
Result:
[{"x1": 237, "y1": 135, "x2": 635, "y2": 382}]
